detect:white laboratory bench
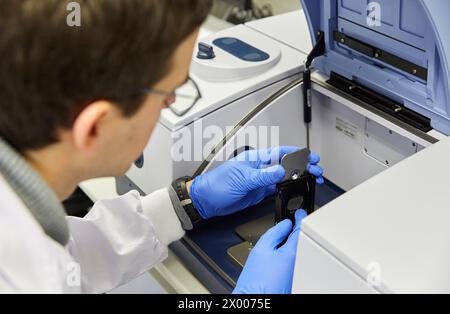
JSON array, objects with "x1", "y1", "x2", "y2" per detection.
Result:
[{"x1": 79, "y1": 178, "x2": 209, "y2": 294}]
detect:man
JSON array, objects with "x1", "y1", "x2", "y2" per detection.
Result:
[{"x1": 0, "y1": 0, "x2": 323, "y2": 293}]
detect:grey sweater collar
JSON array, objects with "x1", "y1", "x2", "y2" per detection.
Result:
[{"x1": 0, "y1": 138, "x2": 69, "y2": 246}]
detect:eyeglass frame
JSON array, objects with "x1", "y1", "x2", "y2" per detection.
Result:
[
  {"x1": 102, "y1": 77, "x2": 202, "y2": 117},
  {"x1": 141, "y1": 77, "x2": 202, "y2": 117}
]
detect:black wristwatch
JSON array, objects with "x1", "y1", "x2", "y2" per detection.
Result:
[{"x1": 171, "y1": 177, "x2": 203, "y2": 225}]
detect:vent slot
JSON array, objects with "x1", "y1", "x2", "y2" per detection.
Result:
[{"x1": 327, "y1": 72, "x2": 432, "y2": 133}]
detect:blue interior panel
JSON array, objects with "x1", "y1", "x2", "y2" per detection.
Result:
[
  {"x1": 301, "y1": 0, "x2": 450, "y2": 135},
  {"x1": 338, "y1": 0, "x2": 427, "y2": 50}
]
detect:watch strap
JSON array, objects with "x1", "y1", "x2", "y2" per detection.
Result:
[{"x1": 171, "y1": 177, "x2": 202, "y2": 226}]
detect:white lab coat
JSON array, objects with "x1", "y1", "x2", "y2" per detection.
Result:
[{"x1": 0, "y1": 174, "x2": 185, "y2": 294}]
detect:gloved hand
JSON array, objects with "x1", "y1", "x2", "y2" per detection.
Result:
[
  {"x1": 233, "y1": 210, "x2": 307, "y2": 294},
  {"x1": 189, "y1": 147, "x2": 323, "y2": 220}
]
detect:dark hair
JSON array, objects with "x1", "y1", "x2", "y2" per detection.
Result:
[{"x1": 0, "y1": 0, "x2": 212, "y2": 150}]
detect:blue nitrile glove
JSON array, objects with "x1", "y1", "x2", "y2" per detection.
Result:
[
  {"x1": 190, "y1": 147, "x2": 323, "y2": 220},
  {"x1": 233, "y1": 210, "x2": 307, "y2": 294}
]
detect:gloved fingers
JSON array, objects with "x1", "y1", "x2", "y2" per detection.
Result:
[
  {"x1": 234, "y1": 147, "x2": 304, "y2": 170},
  {"x1": 241, "y1": 186, "x2": 274, "y2": 210},
  {"x1": 270, "y1": 146, "x2": 301, "y2": 164},
  {"x1": 251, "y1": 146, "x2": 301, "y2": 167},
  {"x1": 307, "y1": 164, "x2": 325, "y2": 185},
  {"x1": 308, "y1": 153, "x2": 324, "y2": 184},
  {"x1": 264, "y1": 184, "x2": 277, "y2": 198},
  {"x1": 281, "y1": 210, "x2": 307, "y2": 253},
  {"x1": 249, "y1": 185, "x2": 278, "y2": 208},
  {"x1": 248, "y1": 165, "x2": 285, "y2": 190},
  {"x1": 293, "y1": 209, "x2": 307, "y2": 233},
  {"x1": 258, "y1": 219, "x2": 293, "y2": 250},
  {"x1": 307, "y1": 164, "x2": 323, "y2": 177},
  {"x1": 308, "y1": 152, "x2": 321, "y2": 165}
]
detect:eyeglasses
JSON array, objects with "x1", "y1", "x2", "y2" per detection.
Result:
[
  {"x1": 104, "y1": 77, "x2": 202, "y2": 117},
  {"x1": 142, "y1": 77, "x2": 202, "y2": 117}
]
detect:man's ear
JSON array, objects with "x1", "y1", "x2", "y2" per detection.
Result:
[{"x1": 72, "y1": 101, "x2": 112, "y2": 152}]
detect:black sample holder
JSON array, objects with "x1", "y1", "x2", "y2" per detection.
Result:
[{"x1": 275, "y1": 172, "x2": 316, "y2": 223}]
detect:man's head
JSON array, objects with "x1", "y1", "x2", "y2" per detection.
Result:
[{"x1": 0, "y1": 0, "x2": 212, "y2": 183}]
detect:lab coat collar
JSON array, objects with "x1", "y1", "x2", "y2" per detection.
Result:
[{"x1": 0, "y1": 138, "x2": 69, "y2": 245}]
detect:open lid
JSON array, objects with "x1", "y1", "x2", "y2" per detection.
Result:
[{"x1": 301, "y1": 0, "x2": 450, "y2": 135}]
